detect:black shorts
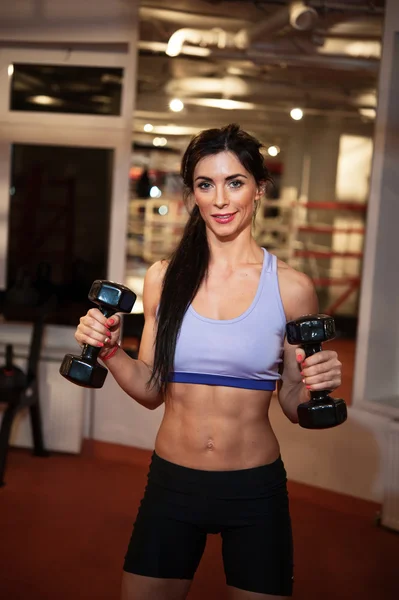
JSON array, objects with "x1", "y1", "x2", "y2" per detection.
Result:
[{"x1": 123, "y1": 452, "x2": 294, "y2": 596}]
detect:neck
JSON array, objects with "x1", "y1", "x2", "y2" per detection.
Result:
[{"x1": 206, "y1": 229, "x2": 262, "y2": 268}]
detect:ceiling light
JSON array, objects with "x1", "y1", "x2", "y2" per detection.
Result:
[
  {"x1": 186, "y1": 98, "x2": 255, "y2": 111},
  {"x1": 27, "y1": 95, "x2": 63, "y2": 106},
  {"x1": 356, "y1": 92, "x2": 377, "y2": 108},
  {"x1": 8, "y1": 64, "x2": 14, "y2": 77},
  {"x1": 267, "y1": 146, "x2": 280, "y2": 157},
  {"x1": 345, "y1": 41, "x2": 381, "y2": 59},
  {"x1": 169, "y1": 98, "x2": 184, "y2": 112},
  {"x1": 153, "y1": 137, "x2": 168, "y2": 147},
  {"x1": 141, "y1": 125, "x2": 200, "y2": 136},
  {"x1": 359, "y1": 108, "x2": 376, "y2": 120},
  {"x1": 150, "y1": 186, "x2": 162, "y2": 199},
  {"x1": 144, "y1": 123, "x2": 154, "y2": 132},
  {"x1": 290, "y1": 107, "x2": 303, "y2": 121},
  {"x1": 158, "y1": 205, "x2": 168, "y2": 215}
]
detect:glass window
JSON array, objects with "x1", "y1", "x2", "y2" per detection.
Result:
[
  {"x1": 10, "y1": 64, "x2": 123, "y2": 116},
  {"x1": 5, "y1": 143, "x2": 113, "y2": 326}
]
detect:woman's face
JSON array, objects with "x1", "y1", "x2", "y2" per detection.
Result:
[{"x1": 192, "y1": 151, "x2": 262, "y2": 240}]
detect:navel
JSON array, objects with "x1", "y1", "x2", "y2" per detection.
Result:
[{"x1": 206, "y1": 438, "x2": 215, "y2": 450}]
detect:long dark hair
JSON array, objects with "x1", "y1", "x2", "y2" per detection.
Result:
[{"x1": 149, "y1": 123, "x2": 272, "y2": 393}]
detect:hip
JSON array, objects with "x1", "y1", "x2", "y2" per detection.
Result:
[{"x1": 138, "y1": 451, "x2": 290, "y2": 530}]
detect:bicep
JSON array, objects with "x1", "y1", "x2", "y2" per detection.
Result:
[
  {"x1": 136, "y1": 260, "x2": 164, "y2": 369},
  {"x1": 138, "y1": 315, "x2": 156, "y2": 367},
  {"x1": 279, "y1": 271, "x2": 319, "y2": 386}
]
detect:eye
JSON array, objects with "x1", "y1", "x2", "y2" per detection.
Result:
[
  {"x1": 198, "y1": 181, "x2": 212, "y2": 190},
  {"x1": 229, "y1": 179, "x2": 244, "y2": 188}
]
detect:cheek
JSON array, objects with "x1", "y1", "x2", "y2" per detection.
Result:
[
  {"x1": 193, "y1": 190, "x2": 212, "y2": 207},
  {"x1": 235, "y1": 189, "x2": 256, "y2": 210}
]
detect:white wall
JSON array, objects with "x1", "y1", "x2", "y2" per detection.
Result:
[
  {"x1": 269, "y1": 400, "x2": 388, "y2": 503},
  {"x1": 353, "y1": 0, "x2": 399, "y2": 412},
  {"x1": 92, "y1": 374, "x2": 164, "y2": 448}
]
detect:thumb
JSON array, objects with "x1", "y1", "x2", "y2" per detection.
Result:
[
  {"x1": 107, "y1": 314, "x2": 120, "y2": 328},
  {"x1": 295, "y1": 348, "x2": 306, "y2": 365}
]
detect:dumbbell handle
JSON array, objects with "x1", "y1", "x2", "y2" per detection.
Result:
[
  {"x1": 300, "y1": 342, "x2": 332, "y2": 401},
  {"x1": 302, "y1": 342, "x2": 322, "y2": 358},
  {"x1": 80, "y1": 306, "x2": 118, "y2": 363}
]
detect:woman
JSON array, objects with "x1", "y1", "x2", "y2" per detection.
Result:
[{"x1": 75, "y1": 124, "x2": 342, "y2": 600}]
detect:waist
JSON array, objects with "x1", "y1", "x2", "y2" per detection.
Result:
[
  {"x1": 156, "y1": 388, "x2": 279, "y2": 470},
  {"x1": 148, "y1": 451, "x2": 288, "y2": 499}
]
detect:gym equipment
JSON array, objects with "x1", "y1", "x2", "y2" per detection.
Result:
[
  {"x1": 0, "y1": 307, "x2": 50, "y2": 487},
  {"x1": 0, "y1": 345, "x2": 26, "y2": 389},
  {"x1": 285, "y1": 314, "x2": 347, "y2": 429},
  {"x1": 59, "y1": 280, "x2": 136, "y2": 388}
]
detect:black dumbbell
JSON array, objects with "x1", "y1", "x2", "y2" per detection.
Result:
[
  {"x1": 285, "y1": 314, "x2": 347, "y2": 429},
  {"x1": 59, "y1": 280, "x2": 136, "y2": 388}
]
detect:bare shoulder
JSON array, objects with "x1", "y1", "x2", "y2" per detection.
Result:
[
  {"x1": 142, "y1": 260, "x2": 169, "y2": 316},
  {"x1": 277, "y1": 258, "x2": 315, "y2": 293},
  {"x1": 145, "y1": 260, "x2": 168, "y2": 287},
  {"x1": 276, "y1": 258, "x2": 318, "y2": 321}
]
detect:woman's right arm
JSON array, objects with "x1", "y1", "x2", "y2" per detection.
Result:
[{"x1": 74, "y1": 262, "x2": 165, "y2": 410}]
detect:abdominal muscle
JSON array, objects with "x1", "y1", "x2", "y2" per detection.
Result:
[{"x1": 154, "y1": 383, "x2": 280, "y2": 471}]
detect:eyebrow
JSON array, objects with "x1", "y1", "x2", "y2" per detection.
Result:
[{"x1": 194, "y1": 173, "x2": 248, "y2": 182}]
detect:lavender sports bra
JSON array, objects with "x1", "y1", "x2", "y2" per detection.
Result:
[{"x1": 168, "y1": 248, "x2": 286, "y2": 391}]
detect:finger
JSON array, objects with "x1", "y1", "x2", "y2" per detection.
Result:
[
  {"x1": 306, "y1": 379, "x2": 341, "y2": 392},
  {"x1": 79, "y1": 315, "x2": 112, "y2": 338},
  {"x1": 295, "y1": 348, "x2": 306, "y2": 366},
  {"x1": 75, "y1": 333, "x2": 105, "y2": 348},
  {"x1": 303, "y1": 371, "x2": 342, "y2": 388},
  {"x1": 76, "y1": 323, "x2": 111, "y2": 347},
  {"x1": 301, "y1": 359, "x2": 341, "y2": 378},
  {"x1": 87, "y1": 307, "x2": 109, "y2": 325},
  {"x1": 106, "y1": 314, "x2": 121, "y2": 329},
  {"x1": 302, "y1": 350, "x2": 338, "y2": 368}
]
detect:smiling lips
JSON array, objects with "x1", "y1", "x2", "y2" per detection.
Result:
[{"x1": 211, "y1": 212, "x2": 237, "y2": 224}]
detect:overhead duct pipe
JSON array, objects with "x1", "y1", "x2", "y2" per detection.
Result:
[
  {"x1": 166, "y1": 27, "x2": 247, "y2": 57},
  {"x1": 242, "y1": 1, "x2": 319, "y2": 46},
  {"x1": 165, "y1": 2, "x2": 319, "y2": 57}
]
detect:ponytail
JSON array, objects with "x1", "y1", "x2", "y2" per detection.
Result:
[{"x1": 149, "y1": 205, "x2": 209, "y2": 394}]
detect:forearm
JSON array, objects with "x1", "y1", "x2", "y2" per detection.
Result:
[
  {"x1": 101, "y1": 347, "x2": 163, "y2": 410},
  {"x1": 278, "y1": 381, "x2": 309, "y2": 424}
]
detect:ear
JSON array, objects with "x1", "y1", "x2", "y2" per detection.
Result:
[{"x1": 255, "y1": 183, "x2": 265, "y2": 202}]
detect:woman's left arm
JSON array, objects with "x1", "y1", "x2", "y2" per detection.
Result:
[{"x1": 277, "y1": 266, "x2": 342, "y2": 423}]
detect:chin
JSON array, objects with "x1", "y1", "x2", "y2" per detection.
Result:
[{"x1": 210, "y1": 225, "x2": 242, "y2": 241}]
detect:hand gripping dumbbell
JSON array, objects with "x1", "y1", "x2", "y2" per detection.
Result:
[
  {"x1": 285, "y1": 314, "x2": 347, "y2": 429},
  {"x1": 59, "y1": 280, "x2": 136, "y2": 388}
]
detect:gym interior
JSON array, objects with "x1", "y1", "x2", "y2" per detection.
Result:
[{"x1": 0, "y1": 1, "x2": 398, "y2": 598}]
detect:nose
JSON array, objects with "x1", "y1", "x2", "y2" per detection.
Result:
[{"x1": 214, "y1": 185, "x2": 229, "y2": 209}]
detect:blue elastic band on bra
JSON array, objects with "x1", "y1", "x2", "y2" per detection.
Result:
[{"x1": 168, "y1": 372, "x2": 276, "y2": 391}]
